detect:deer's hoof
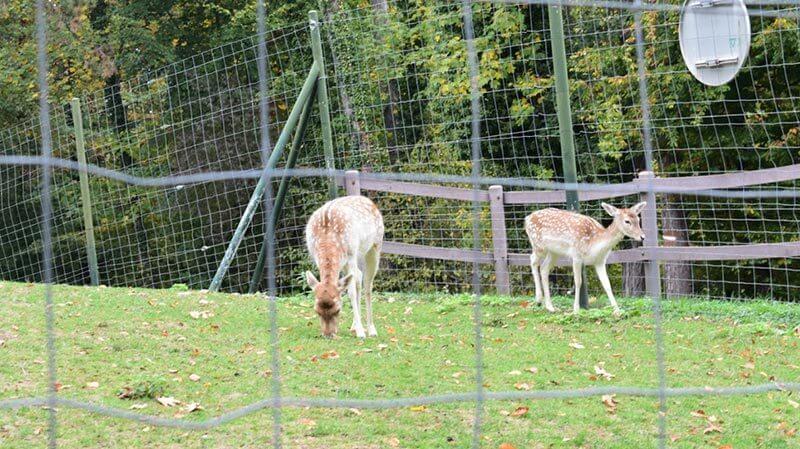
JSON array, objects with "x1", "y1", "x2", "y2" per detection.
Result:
[
  {"x1": 367, "y1": 325, "x2": 378, "y2": 337},
  {"x1": 612, "y1": 308, "x2": 623, "y2": 317}
]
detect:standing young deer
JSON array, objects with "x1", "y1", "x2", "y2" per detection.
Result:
[
  {"x1": 525, "y1": 202, "x2": 647, "y2": 315},
  {"x1": 305, "y1": 195, "x2": 384, "y2": 338}
]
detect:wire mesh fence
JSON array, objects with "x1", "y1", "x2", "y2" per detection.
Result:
[{"x1": 1, "y1": 0, "x2": 800, "y2": 448}]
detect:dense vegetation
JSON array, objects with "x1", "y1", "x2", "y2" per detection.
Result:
[{"x1": 1, "y1": 1, "x2": 798, "y2": 299}]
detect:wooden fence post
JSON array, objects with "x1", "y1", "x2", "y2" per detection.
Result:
[
  {"x1": 638, "y1": 171, "x2": 661, "y2": 299},
  {"x1": 488, "y1": 185, "x2": 510, "y2": 295},
  {"x1": 70, "y1": 98, "x2": 100, "y2": 286},
  {"x1": 345, "y1": 170, "x2": 360, "y2": 196}
]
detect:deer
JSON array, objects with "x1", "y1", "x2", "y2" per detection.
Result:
[
  {"x1": 305, "y1": 195, "x2": 384, "y2": 338},
  {"x1": 525, "y1": 202, "x2": 647, "y2": 316}
]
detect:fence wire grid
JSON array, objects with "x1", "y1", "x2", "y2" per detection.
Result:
[{"x1": 1, "y1": 0, "x2": 800, "y2": 448}]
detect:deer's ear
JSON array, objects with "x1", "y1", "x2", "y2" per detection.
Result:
[
  {"x1": 305, "y1": 271, "x2": 319, "y2": 289},
  {"x1": 631, "y1": 201, "x2": 647, "y2": 215},
  {"x1": 601, "y1": 202, "x2": 619, "y2": 217},
  {"x1": 337, "y1": 274, "x2": 353, "y2": 293}
]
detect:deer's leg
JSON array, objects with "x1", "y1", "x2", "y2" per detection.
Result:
[
  {"x1": 539, "y1": 253, "x2": 556, "y2": 312},
  {"x1": 530, "y1": 252, "x2": 543, "y2": 305},
  {"x1": 594, "y1": 263, "x2": 621, "y2": 316},
  {"x1": 363, "y1": 248, "x2": 380, "y2": 337},
  {"x1": 346, "y1": 260, "x2": 366, "y2": 338},
  {"x1": 344, "y1": 264, "x2": 356, "y2": 332},
  {"x1": 572, "y1": 259, "x2": 583, "y2": 314}
]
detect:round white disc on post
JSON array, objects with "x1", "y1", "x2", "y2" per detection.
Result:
[{"x1": 679, "y1": 0, "x2": 751, "y2": 86}]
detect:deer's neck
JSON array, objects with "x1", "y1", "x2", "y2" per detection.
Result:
[
  {"x1": 315, "y1": 238, "x2": 345, "y2": 282},
  {"x1": 590, "y1": 221, "x2": 625, "y2": 254}
]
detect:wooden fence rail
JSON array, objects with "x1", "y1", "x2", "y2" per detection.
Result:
[{"x1": 338, "y1": 167, "x2": 800, "y2": 294}]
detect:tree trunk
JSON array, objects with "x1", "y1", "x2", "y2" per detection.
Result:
[
  {"x1": 324, "y1": 1, "x2": 371, "y2": 156},
  {"x1": 371, "y1": 0, "x2": 401, "y2": 166},
  {"x1": 622, "y1": 241, "x2": 645, "y2": 297},
  {"x1": 105, "y1": 72, "x2": 129, "y2": 133},
  {"x1": 661, "y1": 195, "x2": 693, "y2": 297}
]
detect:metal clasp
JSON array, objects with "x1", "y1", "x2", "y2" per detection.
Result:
[
  {"x1": 695, "y1": 56, "x2": 739, "y2": 68},
  {"x1": 692, "y1": 0, "x2": 733, "y2": 7}
]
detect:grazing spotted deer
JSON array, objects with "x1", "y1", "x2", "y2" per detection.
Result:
[
  {"x1": 525, "y1": 202, "x2": 647, "y2": 315},
  {"x1": 305, "y1": 195, "x2": 384, "y2": 338}
]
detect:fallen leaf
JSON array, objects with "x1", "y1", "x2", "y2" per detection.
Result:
[
  {"x1": 386, "y1": 437, "x2": 400, "y2": 448},
  {"x1": 298, "y1": 418, "x2": 317, "y2": 427},
  {"x1": 409, "y1": 405, "x2": 426, "y2": 412},
  {"x1": 182, "y1": 403, "x2": 203, "y2": 413},
  {"x1": 569, "y1": 342, "x2": 585, "y2": 350},
  {"x1": 348, "y1": 408, "x2": 362, "y2": 416},
  {"x1": 85, "y1": 382, "x2": 100, "y2": 389},
  {"x1": 499, "y1": 443, "x2": 518, "y2": 449},
  {"x1": 510, "y1": 406, "x2": 529, "y2": 417},
  {"x1": 156, "y1": 397, "x2": 181, "y2": 407},
  {"x1": 788, "y1": 399, "x2": 799, "y2": 409},
  {"x1": 188, "y1": 374, "x2": 201, "y2": 382},
  {"x1": 719, "y1": 445, "x2": 733, "y2": 449},
  {"x1": 53, "y1": 382, "x2": 63, "y2": 392},
  {"x1": 691, "y1": 409, "x2": 707, "y2": 418},
  {"x1": 514, "y1": 383, "x2": 531, "y2": 391},
  {"x1": 527, "y1": 367, "x2": 539, "y2": 374},
  {"x1": 507, "y1": 370, "x2": 522, "y2": 376},
  {"x1": 703, "y1": 423, "x2": 722, "y2": 434},
  {"x1": 320, "y1": 350, "x2": 339, "y2": 360},
  {"x1": 594, "y1": 365, "x2": 615, "y2": 380},
  {"x1": 601, "y1": 394, "x2": 618, "y2": 414},
  {"x1": 189, "y1": 310, "x2": 213, "y2": 319},
  {"x1": 129, "y1": 403, "x2": 148, "y2": 410}
]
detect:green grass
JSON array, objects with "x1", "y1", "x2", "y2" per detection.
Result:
[{"x1": 1, "y1": 281, "x2": 798, "y2": 448}]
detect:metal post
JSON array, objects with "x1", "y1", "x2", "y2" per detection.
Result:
[
  {"x1": 344, "y1": 170, "x2": 361, "y2": 196},
  {"x1": 309, "y1": 10, "x2": 337, "y2": 200},
  {"x1": 548, "y1": 5, "x2": 588, "y2": 308},
  {"x1": 639, "y1": 171, "x2": 661, "y2": 299},
  {"x1": 633, "y1": 4, "x2": 661, "y2": 301},
  {"x1": 488, "y1": 185, "x2": 510, "y2": 295},
  {"x1": 248, "y1": 85, "x2": 317, "y2": 294},
  {"x1": 209, "y1": 62, "x2": 320, "y2": 292},
  {"x1": 70, "y1": 98, "x2": 100, "y2": 286}
]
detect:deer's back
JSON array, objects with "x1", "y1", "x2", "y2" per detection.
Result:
[
  {"x1": 525, "y1": 208, "x2": 602, "y2": 254},
  {"x1": 306, "y1": 196, "x2": 384, "y2": 258}
]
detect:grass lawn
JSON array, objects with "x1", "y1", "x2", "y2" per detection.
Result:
[{"x1": 1, "y1": 281, "x2": 798, "y2": 448}]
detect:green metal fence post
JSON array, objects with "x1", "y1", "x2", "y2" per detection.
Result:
[
  {"x1": 248, "y1": 84, "x2": 317, "y2": 294},
  {"x1": 309, "y1": 10, "x2": 337, "y2": 200},
  {"x1": 70, "y1": 98, "x2": 100, "y2": 286},
  {"x1": 548, "y1": 5, "x2": 588, "y2": 309},
  {"x1": 208, "y1": 62, "x2": 320, "y2": 292}
]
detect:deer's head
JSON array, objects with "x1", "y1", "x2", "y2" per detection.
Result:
[
  {"x1": 602, "y1": 202, "x2": 647, "y2": 241},
  {"x1": 305, "y1": 271, "x2": 352, "y2": 337}
]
